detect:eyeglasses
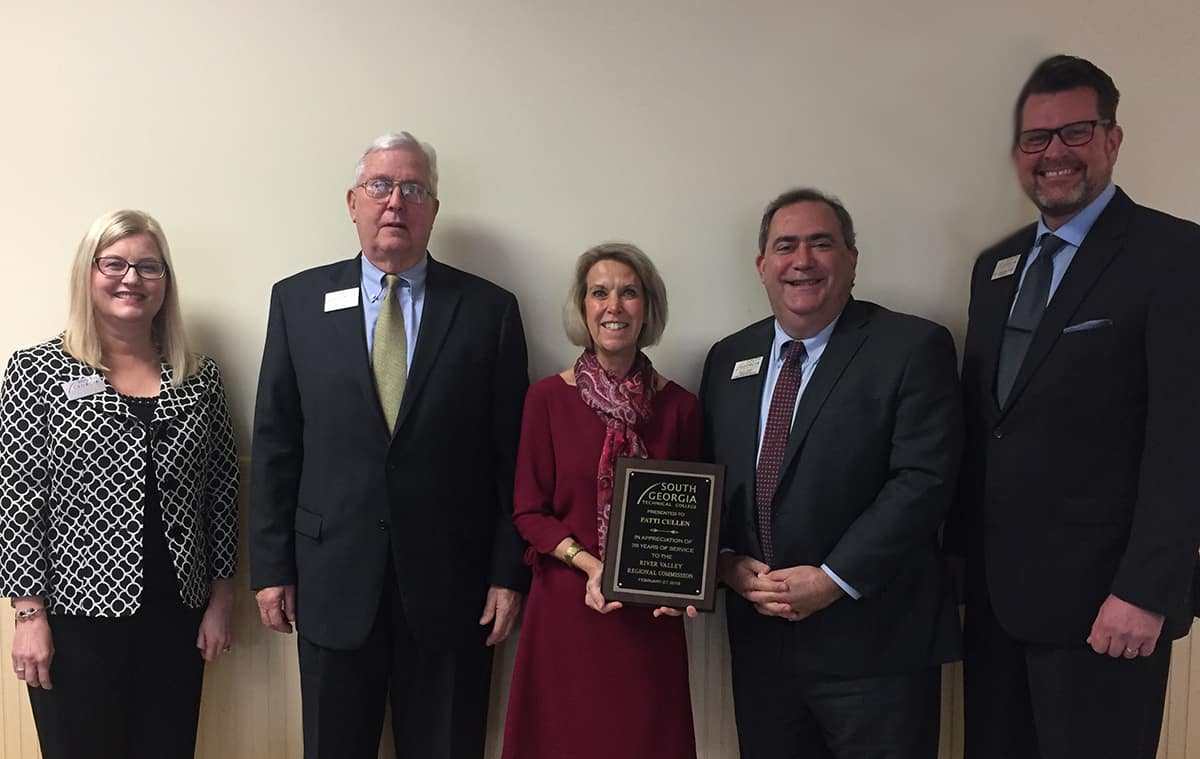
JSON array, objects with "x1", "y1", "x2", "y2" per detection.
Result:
[
  {"x1": 356, "y1": 178, "x2": 433, "y2": 204},
  {"x1": 93, "y1": 256, "x2": 168, "y2": 280},
  {"x1": 1016, "y1": 119, "x2": 1113, "y2": 154}
]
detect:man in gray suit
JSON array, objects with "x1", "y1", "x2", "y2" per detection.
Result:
[{"x1": 702, "y1": 187, "x2": 962, "y2": 759}]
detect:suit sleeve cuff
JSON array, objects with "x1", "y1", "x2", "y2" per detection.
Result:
[{"x1": 821, "y1": 564, "x2": 862, "y2": 600}]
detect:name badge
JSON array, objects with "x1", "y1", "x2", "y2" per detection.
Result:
[
  {"x1": 991, "y1": 255, "x2": 1021, "y2": 280},
  {"x1": 731, "y1": 357, "x2": 764, "y2": 380},
  {"x1": 62, "y1": 375, "x2": 105, "y2": 401},
  {"x1": 324, "y1": 288, "x2": 359, "y2": 312}
]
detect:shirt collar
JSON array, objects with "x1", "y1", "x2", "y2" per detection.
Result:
[
  {"x1": 771, "y1": 314, "x2": 840, "y2": 365},
  {"x1": 361, "y1": 252, "x2": 429, "y2": 302},
  {"x1": 1035, "y1": 182, "x2": 1117, "y2": 249}
]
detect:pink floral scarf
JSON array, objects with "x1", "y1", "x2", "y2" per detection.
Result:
[{"x1": 574, "y1": 350, "x2": 656, "y2": 558}]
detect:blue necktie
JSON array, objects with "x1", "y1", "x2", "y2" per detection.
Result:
[{"x1": 996, "y1": 233, "x2": 1068, "y2": 407}]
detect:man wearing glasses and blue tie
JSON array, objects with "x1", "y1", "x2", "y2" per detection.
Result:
[{"x1": 952, "y1": 55, "x2": 1200, "y2": 759}]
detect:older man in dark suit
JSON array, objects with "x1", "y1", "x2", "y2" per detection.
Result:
[
  {"x1": 954, "y1": 55, "x2": 1200, "y2": 759},
  {"x1": 701, "y1": 188, "x2": 962, "y2": 759},
  {"x1": 248, "y1": 132, "x2": 529, "y2": 759}
]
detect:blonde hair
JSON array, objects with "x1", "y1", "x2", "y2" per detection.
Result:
[
  {"x1": 563, "y1": 242, "x2": 668, "y2": 350},
  {"x1": 62, "y1": 209, "x2": 198, "y2": 383}
]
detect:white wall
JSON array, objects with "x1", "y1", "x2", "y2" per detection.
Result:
[{"x1": 2, "y1": 1, "x2": 1198, "y2": 757}]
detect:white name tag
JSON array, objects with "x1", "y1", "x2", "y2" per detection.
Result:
[
  {"x1": 991, "y1": 255, "x2": 1021, "y2": 280},
  {"x1": 62, "y1": 375, "x2": 105, "y2": 401},
  {"x1": 731, "y1": 357, "x2": 764, "y2": 380},
  {"x1": 324, "y1": 288, "x2": 359, "y2": 312}
]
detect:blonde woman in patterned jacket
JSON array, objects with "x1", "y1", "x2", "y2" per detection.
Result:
[{"x1": 0, "y1": 209, "x2": 239, "y2": 759}]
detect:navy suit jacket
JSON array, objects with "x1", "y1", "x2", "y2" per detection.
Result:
[
  {"x1": 953, "y1": 188, "x2": 1200, "y2": 643},
  {"x1": 249, "y1": 254, "x2": 529, "y2": 649}
]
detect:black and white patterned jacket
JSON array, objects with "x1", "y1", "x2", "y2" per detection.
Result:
[{"x1": 0, "y1": 337, "x2": 239, "y2": 616}]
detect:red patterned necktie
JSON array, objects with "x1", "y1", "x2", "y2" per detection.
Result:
[{"x1": 754, "y1": 341, "x2": 806, "y2": 566}]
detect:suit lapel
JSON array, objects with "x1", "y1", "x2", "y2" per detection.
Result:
[
  {"x1": 776, "y1": 299, "x2": 870, "y2": 487},
  {"x1": 393, "y1": 256, "x2": 461, "y2": 436},
  {"x1": 1000, "y1": 190, "x2": 1132, "y2": 415},
  {"x1": 976, "y1": 226, "x2": 1036, "y2": 415},
  {"x1": 726, "y1": 319, "x2": 775, "y2": 558},
  {"x1": 325, "y1": 256, "x2": 385, "y2": 434}
]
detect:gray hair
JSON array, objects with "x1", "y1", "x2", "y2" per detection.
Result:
[
  {"x1": 563, "y1": 242, "x2": 668, "y2": 350},
  {"x1": 757, "y1": 187, "x2": 857, "y2": 252},
  {"x1": 353, "y1": 131, "x2": 439, "y2": 195}
]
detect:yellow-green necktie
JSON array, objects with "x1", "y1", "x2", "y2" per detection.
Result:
[{"x1": 373, "y1": 274, "x2": 407, "y2": 429}]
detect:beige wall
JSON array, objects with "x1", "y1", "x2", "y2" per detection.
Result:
[{"x1": 2, "y1": 1, "x2": 1199, "y2": 756}]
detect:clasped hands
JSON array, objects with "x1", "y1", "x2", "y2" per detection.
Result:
[
  {"x1": 720, "y1": 557, "x2": 1165, "y2": 656},
  {"x1": 719, "y1": 554, "x2": 844, "y2": 621}
]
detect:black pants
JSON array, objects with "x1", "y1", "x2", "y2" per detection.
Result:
[
  {"x1": 964, "y1": 598, "x2": 1171, "y2": 759},
  {"x1": 297, "y1": 568, "x2": 493, "y2": 759},
  {"x1": 27, "y1": 600, "x2": 206, "y2": 759},
  {"x1": 731, "y1": 659, "x2": 942, "y2": 759}
]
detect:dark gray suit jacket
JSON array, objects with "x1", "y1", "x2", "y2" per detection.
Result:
[{"x1": 702, "y1": 299, "x2": 963, "y2": 678}]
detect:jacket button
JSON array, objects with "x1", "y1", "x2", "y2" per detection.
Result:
[
  {"x1": 992, "y1": 430, "x2": 1004, "y2": 439},
  {"x1": 376, "y1": 520, "x2": 388, "y2": 531}
]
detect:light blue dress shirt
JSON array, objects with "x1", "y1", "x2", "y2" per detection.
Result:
[
  {"x1": 755, "y1": 316, "x2": 862, "y2": 600},
  {"x1": 1010, "y1": 182, "x2": 1117, "y2": 313},
  {"x1": 361, "y1": 253, "x2": 427, "y2": 374}
]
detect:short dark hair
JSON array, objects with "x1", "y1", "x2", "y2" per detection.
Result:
[
  {"x1": 758, "y1": 187, "x2": 856, "y2": 253},
  {"x1": 1013, "y1": 55, "x2": 1120, "y2": 145}
]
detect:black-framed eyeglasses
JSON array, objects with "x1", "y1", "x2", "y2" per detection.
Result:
[
  {"x1": 93, "y1": 256, "x2": 168, "y2": 280},
  {"x1": 1017, "y1": 119, "x2": 1113, "y2": 154},
  {"x1": 356, "y1": 178, "x2": 433, "y2": 204}
]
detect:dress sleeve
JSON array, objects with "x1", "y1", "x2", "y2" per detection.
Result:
[
  {"x1": 0, "y1": 351, "x2": 52, "y2": 598},
  {"x1": 512, "y1": 383, "x2": 573, "y2": 555},
  {"x1": 675, "y1": 389, "x2": 703, "y2": 462}
]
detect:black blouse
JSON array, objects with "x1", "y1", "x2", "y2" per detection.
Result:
[{"x1": 122, "y1": 394, "x2": 179, "y2": 606}]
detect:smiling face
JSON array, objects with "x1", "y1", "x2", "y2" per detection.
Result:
[
  {"x1": 1013, "y1": 87, "x2": 1122, "y2": 229},
  {"x1": 346, "y1": 146, "x2": 440, "y2": 273},
  {"x1": 90, "y1": 232, "x2": 167, "y2": 333},
  {"x1": 583, "y1": 258, "x2": 645, "y2": 372},
  {"x1": 756, "y1": 200, "x2": 857, "y2": 339}
]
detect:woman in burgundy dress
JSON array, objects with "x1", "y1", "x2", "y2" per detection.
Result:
[{"x1": 502, "y1": 242, "x2": 700, "y2": 759}]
